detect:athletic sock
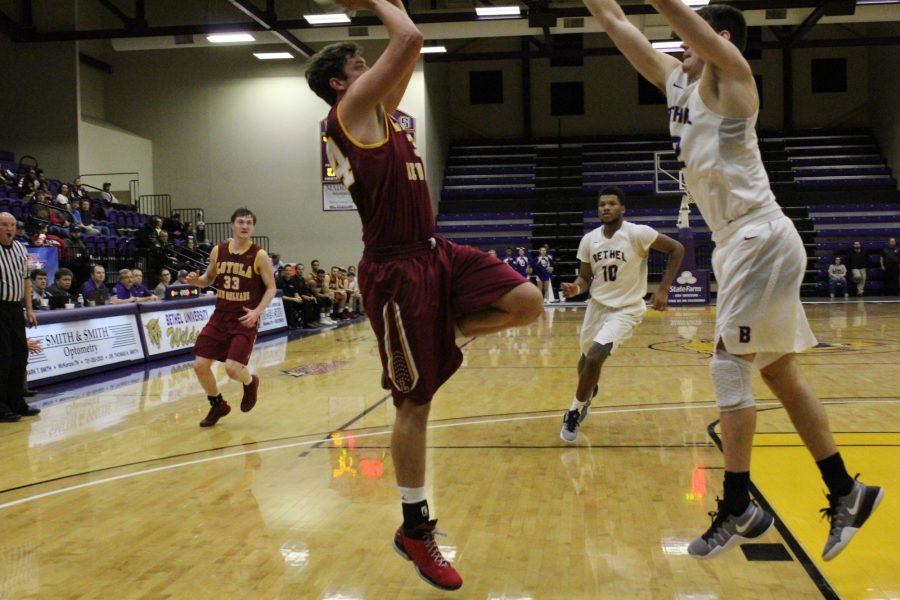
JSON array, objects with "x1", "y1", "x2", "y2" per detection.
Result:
[
  {"x1": 207, "y1": 394, "x2": 223, "y2": 406},
  {"x1": 569, "y1": 396, "x2": 588, "y2": 411},
  {"x1": 816, "y1": 452, "x2": 855, "y2": 498},
  {"x1": 722, "y1": 471, "x2": 751, "y2": 516},
  {"x1": 400, "y1": 487, "x2": 429, "y2": 534}
]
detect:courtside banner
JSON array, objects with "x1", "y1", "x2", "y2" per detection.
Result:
[
  {"x1": 27, "y1": 313, "x2": 144, "y2": 382},
  {"x1": 140, "y1": 301, "x2": 215, "y2": 357},
  {"x1": 259, "y1": 298, "x2": 288, "y2": 333}
]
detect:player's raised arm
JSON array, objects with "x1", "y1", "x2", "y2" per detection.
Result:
[
  {"x1": 380, "y1": 0, "x2": 418, "y2": 114},
  {"x1": 337, "y1": 0, "x2": 423, "y2": 126},
  {"x1": 582, "y1": 0, "x2": 680, "y2": 90},
  {"x1": 649, "y1": 0, "x2": 753, "y2": 84}
]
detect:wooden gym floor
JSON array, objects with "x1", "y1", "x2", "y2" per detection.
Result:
[{"x1": 0, "y1": 301, "x2": 897, "y2": 599}]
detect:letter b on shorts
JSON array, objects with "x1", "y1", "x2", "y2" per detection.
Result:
[{"x1": 738, "y1": 326, "x2": 751, "y2": 343}]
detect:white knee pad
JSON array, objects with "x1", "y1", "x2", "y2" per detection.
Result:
[{"x1": 710, "y1": 351, "x2": 755, "y2": 412}]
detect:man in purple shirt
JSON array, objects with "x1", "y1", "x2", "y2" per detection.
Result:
[
  {"x1": 111, "y1": 268, "x2": 156, "y2": 304},
  {"x1": 130, "y1": 268, "x2": 156, "y2": 300},
  {"x1": 80, "y1": 264, "x2": 110, "y2": 305}
]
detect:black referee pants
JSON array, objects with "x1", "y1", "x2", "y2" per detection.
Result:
[{"x1": 0, "y1": 302, "x2": 28, "y2": 414}]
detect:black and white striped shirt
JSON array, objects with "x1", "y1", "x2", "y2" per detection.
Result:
[{"x1": 0, "y1": 240, "x2": 28, "y2": 303}]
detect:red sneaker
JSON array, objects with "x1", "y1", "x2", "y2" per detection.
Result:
[
  {"x1": 241, "y1": 375, "x2": 259, "y2": 413},
  {"x1": 199, "y1": 400, "x2": 231, "y2": 427},
  {"x1": 392, "y1": 520, "x2": 462, "y2": 591}
]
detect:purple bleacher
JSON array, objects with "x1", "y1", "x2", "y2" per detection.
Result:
[
  {"x1": 812, "y1": 215, "x2": 900, "y2": 224},
  {"x1": 445, "y1": 165, "x2": 533, "y2": 175},
  {"x1": 443, "y1": 175, "x2": 534, "y2": 186},
  {"x1": 438, "y1": 223, "x2": 532, "y2": 234}
]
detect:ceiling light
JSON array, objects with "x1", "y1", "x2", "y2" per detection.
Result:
[
  {"x1": 207, "y1": 33, "x2": 255, "y2": 43},
  {"x1": 475, "y1": 6, "x2": 521, "y2": 17},
  {"x1": 304, "y1": 13, "x2": 352, "y2": 25},
  {"x1": 651, "y1": 41, "x2": 684, "y2": 53},
  {"x1": 683, "y1": 0, "x2": 710, "y2": 5},
  {"x1": 420, "y1": 46, "x2": 447, "y2": 54},
  {"x1": 254, "y1": 52, "x2": 294, "y2": 60}
]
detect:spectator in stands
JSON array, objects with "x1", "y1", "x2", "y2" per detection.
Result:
[
  {"x1": 74, "y1": 199, "x2": 105, "y2": 235},
  {"x1": 14, "y1": 221, "x2": 28, "y2": 244},
  {"x1": 111, "y1": 268, "x2": 155, "y2": 304},
  {"x1": 0, "y1": 167, "x2": 14, "y2": 185},
  {"x1": 881, "y1": 237, "x2": 899, "y2": 296},
  {"x1": 181, "y1": 221, "x2": 195, "y2": 243},
  {"x1": 828, "y1": 256, "x2": 848, "y2": 299},
  {"x1": 30, "y1": 268, "x2": 50, "y2": 307},
  {"x1": 177, "y1": 269, "x2": 190, "y2": 285},
  {"x1": 153, "y1": 268, "x2": 172, "y2": 298},
  {"x1": 162, "y1": 211, "x2": 184, "y2": 238},
  {"x1": 90, "y1": 198, "x2": 107, "y2": 221},
  {"x1": 71, "y1": 178, "x2": 90, "y2": 204},
  {"x1": 130, "y1": 268, "x2": 155, "y2": 300},
  {"x1": 195, "y1": 221, "x2": 211, "y2": 251},
  {"x1": 31, "y1": 225, "x2": 63, "y2": 248},
  {"x1": 179, "y1": 236, "x2": 205, "y2": 270},
  {"x1": 17, "y1": 168, "x2": 37, "y2": 199},
  {"x1": 64, "y1": 226, "x2": 91, "y2": 262},
  {"x1": 149, "y1": 230, "x2": 180, "y2": 276},
  {"x1": 137, "y1": 216, "x2": 161, "y2": 248},
  {"x1": 55, "y1": 183, "x2": 72, "y2": 208},
  {"x1": 80, "y1": 264, "x2": 110, "y2": 306},
  {"x1": 47, "y1": 267, "x2": 77, "y2": 304},
  {"x1": 271, "y1": 253, "x2": 284, "y2": 276},
  {"x1": 847, "y1": 241, "x2": 868, "y2": 297},
  {"x1": 278, "y1": 264, "x2": 305, "y2": 329},
  {"x1": 487, "y1": 249, "x2": 497, "y2": 259},
  {"x1": 100, "y1": 182, "x2": 119, "y2": 204}
]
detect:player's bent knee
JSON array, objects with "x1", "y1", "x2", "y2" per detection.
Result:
[
  {"x1": 585, "y1": 342, "x2": 612, "y2": 366},
  {"x1": 710, "y1": 351, "x2": 755, "y2": 412},
  {"x1": 224, "y1": 363, "x2": 243, "y2": 380}
]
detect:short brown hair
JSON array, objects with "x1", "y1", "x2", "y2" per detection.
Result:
[
  {"x1": 230, "y1": 207, "x2": 257, "y2": 224},
  {"x1": 697, "y1": 5, "x2": 747, "y2": 53},
  {"x1": 306, "y1": 42, "x2": 362, "y2": 106}
]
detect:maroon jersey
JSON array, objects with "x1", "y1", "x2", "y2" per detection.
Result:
[
  {"x1": 212, "y1": 241, "x2": 265, "y2": 313},
  {"x1": 325, "y1": 105, "x2": 435, "y2": 248}
]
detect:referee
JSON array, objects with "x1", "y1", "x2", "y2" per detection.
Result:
[{"x1": 0, "y1": 212, "x2": 40, "y2": 422}]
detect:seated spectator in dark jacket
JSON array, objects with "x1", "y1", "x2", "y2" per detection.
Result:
[
  {"x1": 17, "y1": 168, "x2": 37, "y2": 199},
  {"x1": 278, "y1": 265, "x2": 304, "y2": 329},
  {"x1": 137, "y1": 216, "x2": 162, "y2": 248},
  {"x1": 64, "y1": 226, "x2": 91, "y2": 261},
  {"x1": 130, "y1": 268, "x2": 156, "y2": 300},
  {"x1": 91, "y1": 199, "x2": 107, "y2": 221},
  {"x1": 81, "y1": 264, "x2": 110, "y2": 305},
  {"x1": 30, "y1": 268, "x2": 51, "y2": 307},
  {"x1": 162, "y1": 211, "x2": 184, "y2": 238},
  {"x1": 47, "y1": 268, "x2": 77, "y2": 304}
]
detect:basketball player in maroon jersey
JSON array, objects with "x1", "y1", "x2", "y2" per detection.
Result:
[
  {"x1": 306, "y1": 0, "x2": 543, "y2": 590},
  {"x1": 187, "y1": 208, "x2": 277, "y2": 427}
]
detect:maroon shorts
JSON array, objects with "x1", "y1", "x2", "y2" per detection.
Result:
[
  {"x1": 360, "y1": 237, "x2": 527, "y2": 407},
  {"x1": 193, "y1": 311, "x2": 258, "y2": 365}
]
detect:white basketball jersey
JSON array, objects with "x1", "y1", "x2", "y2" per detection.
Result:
[
  {"x1": 577, "y1": 221, "x2": 658, "y2": 308},
  {"x1": 665, "y1": 68, "x2": 778, "y2": 241}
]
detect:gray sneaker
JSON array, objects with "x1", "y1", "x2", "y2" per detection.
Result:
[
  {"x1": 688, "y1": 499, "x2": 774, "y2": 559},
  {"x1": 821, "y1": 478, "x2": 884, "y2": 561},
  {"x1": 559, "y1": 385, "x2": 598, "y2": 443}
]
